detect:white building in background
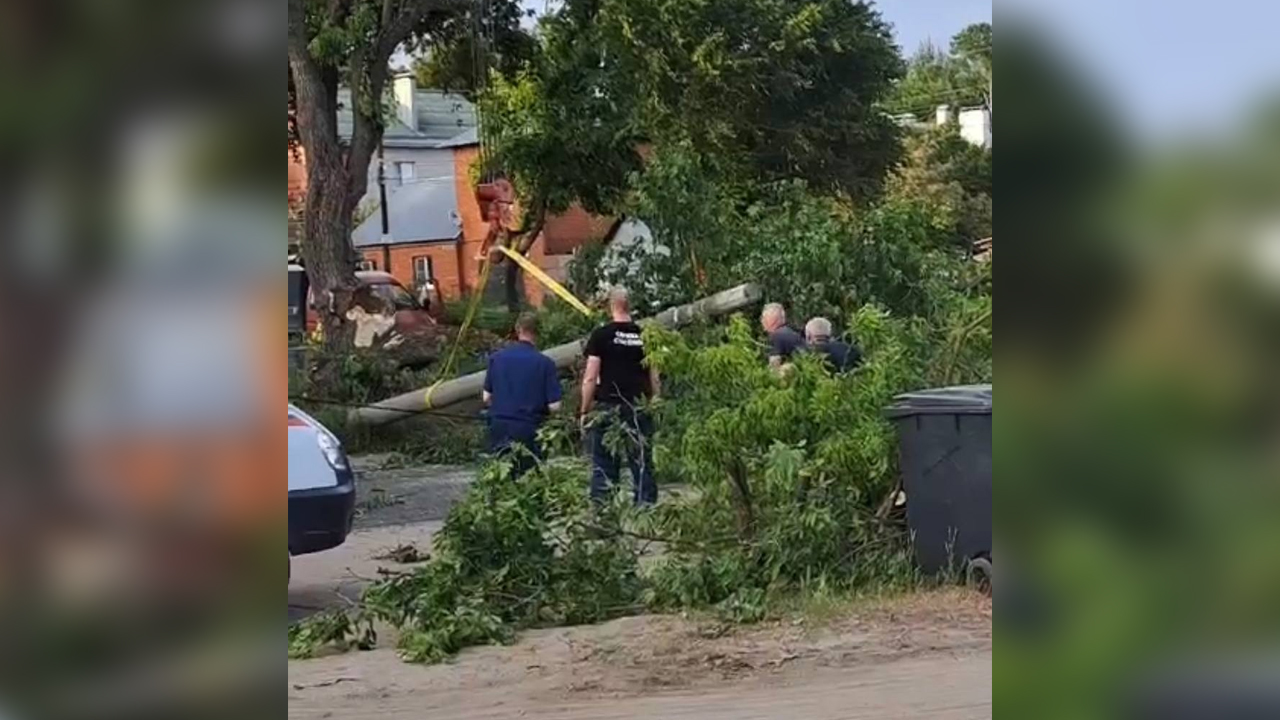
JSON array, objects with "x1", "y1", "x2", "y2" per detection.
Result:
[
  {"x1": 894, "y1": 104, "x2": 992, "y2": 151},
  {"x1": 957, "y1": 106, "x2": 992, "y2": 150},
  {"x1": 335, "y1": 73, "x2": 477, "y2": 209}
]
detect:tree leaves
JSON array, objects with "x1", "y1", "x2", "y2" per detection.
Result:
[
  {"x1": 885, "y1": 22, "x2": 992, "y2": 118},
  {"x1": 483, "y1": 0, "x2": 904, "y2": 212}
]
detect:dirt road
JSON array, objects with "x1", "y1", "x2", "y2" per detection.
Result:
[
  {"x1": 289, "y1": 461, "x2": 992, "y2": 718},
  {"x1": 290, "y1": 519, "x2": 991, "y2": 720},
  {"x1": 290, "y1": 648, "x2": 990, "y2": 719}
]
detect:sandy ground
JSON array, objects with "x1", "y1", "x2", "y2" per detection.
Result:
[
  {"x1": 288, "y1": 461, "x2": 992, "y2": 718},
  {"x1": 288, "y1": 455, "x2": 465, "y2": 622}
]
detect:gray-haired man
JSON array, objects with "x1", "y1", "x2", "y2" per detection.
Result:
[
  {"x1": 761, "y1": 302, "x2": 805, "y2": 370},
  {"x1": 804, "y1": 317, "x2": 862, "y2": 373}
]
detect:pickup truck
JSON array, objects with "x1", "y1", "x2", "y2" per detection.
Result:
[{"x1": 289, "y1": 264, "x2": 436, "y2": 339}]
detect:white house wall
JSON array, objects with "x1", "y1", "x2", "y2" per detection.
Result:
[{"x1": 958, "y1": 107, "x2": 992, "y2": 150}]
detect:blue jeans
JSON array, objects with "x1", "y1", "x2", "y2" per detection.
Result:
[
  {"x1": 488, "y1": 417, "x2": 542, "y2": 477},
  {"x1": 588, "y1": 405, "x2": 656, "y2": 505}
]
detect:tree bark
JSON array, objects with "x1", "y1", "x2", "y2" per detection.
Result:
[{"x1": 289, "y1": 0, "x2": 360, "y2": 350}]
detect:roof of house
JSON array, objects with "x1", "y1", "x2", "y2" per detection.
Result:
[
  {"x1": 415, "y1": 91, "x2": 475, "y2": 140},
  {"x1": 433, "y1": 126, "x2": 478, "y2": 148},
  {"x1": 352, "y1": 177, "x2": 461, "y2": 247},
  {"x1": 336, "y1": 88, "x2": 478, "y2": 149}
]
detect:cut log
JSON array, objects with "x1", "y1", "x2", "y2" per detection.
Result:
[{"x1": 348, "y1": 283, "x2": 762, "y2": 426}]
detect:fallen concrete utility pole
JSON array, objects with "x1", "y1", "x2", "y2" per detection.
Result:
[{"x1": 349, "y1": 283, "x2": 762, "y2": 426}]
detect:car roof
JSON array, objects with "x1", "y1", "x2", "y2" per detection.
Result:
[{"x1": 355, "y1": 270, "x2": 399, "y2": 285}]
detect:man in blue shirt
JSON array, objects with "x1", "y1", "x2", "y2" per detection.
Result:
[
  {"x1": 483, "y1": 313, "x2": 563, "y2": 474},
  {"x1": 803, "y1": 317, "x2": 862, "y2": 373}
]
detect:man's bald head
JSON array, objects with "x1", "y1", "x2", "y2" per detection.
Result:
[{"x1": 608, "y1": 286, "x2": 631, "y2": 315}]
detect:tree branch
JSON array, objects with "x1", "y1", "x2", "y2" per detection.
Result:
[
  {"x1": 343, "y1": 51, "x2": 382, "y2": 208},
  {"x1": 288, "y1": 0, "x2": 338, "y2": 154},
  {"x1": 341, "y1": 0, "x2": 468, "y2": 209},
  {"x1": 287, "y1": 0, "x2": 309, "y2": 51},
  {"x1": 514, "y1": 203, "x2": 548, "y2": 254},
  {"x1": 381, "y1": 0, "x2": 395, "y2": 32}
]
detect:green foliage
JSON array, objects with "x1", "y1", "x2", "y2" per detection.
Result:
[
  {"x1": 288, "y1": 610, "x2": 375, "y2": 659},
  {"x1": 637, "y1": 314, "x2": 942, "y2": 617},
  {"x1": 299, "y1": 458, "x2": 644, "y2": 663},
  {"x1": 951, "y1": 23, "x2": 992, "y2": 63},
  {"x1": 950, "y1": 22, "x2": 992, "y2": 98},
  {"x1": 482, "y1": 0, "x2": 904, "y2": 215},
  {"x1": 609, "y1": 143, "x2": 983, "y2": 325},
  {"x1": 288, "y1": 339, "x2": 489, "y2": 458},
  {"x1": 535, "y1": 296, "x2": 602, "y2": 347},
  {"x1": 289, "y1": 292, "x2": 993, "y2": 662},
  {"x1": 292, "y1": 348, "x2": 436, "y2": 408},
  {"x1": 885, "y1": 124, "x2": 992, "y2": 243},
  {"x1": 410, "y1": 1, "x2": 536, "y2": 99},
  {"x1": 593, "y1": 0, "x2": 904, "y2": 200},
  {"x1": 885, "y1": 22, "x2": 992, "y2": 118},
  {"x1": 440, "y1": 299, "x2": 516, "y2": 335},
  {"x1": 565, "y1": 240, "x2": 609, "y2": 300},
  {"x1": 478, "y1": 39, "x2": 644, "y2": 215}
]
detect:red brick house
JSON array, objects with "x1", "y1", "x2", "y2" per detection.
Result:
[{"x1": 287, "y1": 75, "x2": 612, "y2": 306}]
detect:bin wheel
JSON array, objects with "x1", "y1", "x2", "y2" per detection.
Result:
[{"x1": 966, "y1": 557, "x2": 992, "y2": 596}]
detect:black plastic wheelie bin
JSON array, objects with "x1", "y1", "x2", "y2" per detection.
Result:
[{"x1": 886, "y1": 385, "x2": 992, "y2": 586}]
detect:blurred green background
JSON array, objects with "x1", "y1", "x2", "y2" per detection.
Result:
[{"x1": 998, "y1": 11, "x2": 1280, "y2": 718}]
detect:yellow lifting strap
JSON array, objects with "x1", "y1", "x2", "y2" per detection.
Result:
[
  {"x1": 422, "y1": 247, "x2": 592, "y2": 409},
  {"x1": 424, "y1": 259, "x2": 493, "y2": 408},
  {"x1": 496, "y1": 245, "x2": 594, "y2": 317}
]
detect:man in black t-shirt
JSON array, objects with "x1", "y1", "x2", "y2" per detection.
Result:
[{"x1": 581, "y1": 287, "x2": 660, "y2": 505}]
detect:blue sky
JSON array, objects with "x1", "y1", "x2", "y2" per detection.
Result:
[
  {"x1": 1006, "y1": 0, "x2": 1280, "y2": 140},
  {"x1": 872, "y1": 0, "x2": 991, "y2": 56}
]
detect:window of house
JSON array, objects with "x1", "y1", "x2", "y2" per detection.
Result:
[
  {"x1": 357, "y1": 259, "x2": 376, "y2": 271},
  {"x1": 412, "y1": 256, "x2": 434, "y2": 288},
  {"x1": 396, "y1": 161, "x2": 415, "y2": 185}
]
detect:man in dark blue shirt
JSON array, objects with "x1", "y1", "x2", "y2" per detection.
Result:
[
  {"x1": 761, "y1": 302, "x2": 805, "y2": 371},
  {"x1": 483, "y1": 313, "x2": 563, "y2": 474},
  {"x1": 804, "y1": 317, "x2": 862, "y2": 373}
]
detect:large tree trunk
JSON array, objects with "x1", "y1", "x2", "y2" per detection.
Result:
[
  {"x1": 287, "y1": 0, "x2": 441, "y2": 351},
  {"x1": 288, "y1": 1, "x2": 359, "y2": 351},
  {"x1": 299, "y1": 154, "x2": 360, "y2": 350}
]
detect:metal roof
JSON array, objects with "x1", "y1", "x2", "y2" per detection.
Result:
[
  {"x1": 414, "y1": 91, "x2": 476, "y2": 139},
  {"x1": 433, "y1": 127, "x2": 478, "y2": 148},
  {"x1": 351, "y1": 177, "x2": 461, "y2": 247},
  {"x1": 335, "y1": 88, "x2": 477, "y2": 147}
]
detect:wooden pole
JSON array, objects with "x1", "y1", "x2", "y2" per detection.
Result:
[{"x1": 348, "y1": 283, "x2": 762, "y2": 426}]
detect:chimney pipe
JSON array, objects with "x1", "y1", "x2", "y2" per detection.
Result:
[{"x1": 393, "y1": 74, "x2": 417, "y2": 132}]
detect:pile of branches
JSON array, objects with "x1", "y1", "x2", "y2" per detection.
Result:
[{"x1": 290, "y1": 457, "x2": 643, "y2": 661}]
